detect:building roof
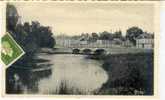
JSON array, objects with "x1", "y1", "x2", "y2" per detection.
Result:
[{"x1": 136, "y1": 33, "x2": 154, "y2": 39}]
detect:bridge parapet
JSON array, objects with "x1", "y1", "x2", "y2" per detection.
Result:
[{"x1": 72, "y1": 47, "x2": 107, "y2": 55}]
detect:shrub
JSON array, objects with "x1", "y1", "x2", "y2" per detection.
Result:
[{"x1": 100, "y1": 52, "x2": 153, "y2": 95}]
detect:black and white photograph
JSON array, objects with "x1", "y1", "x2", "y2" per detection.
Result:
[{"x1": 4, "y1": 2, "x2": 157, "y2": 96}]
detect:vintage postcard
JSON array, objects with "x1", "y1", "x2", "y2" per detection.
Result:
[{"x1": 0, "y1": 1, "x2": 160, "y2": 98}]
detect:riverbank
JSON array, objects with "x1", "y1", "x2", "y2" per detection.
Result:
[
  {"x1": 90, "y1": 52, "x2": 153, "y2": 95},
  {"x1": 6, "y1": 47, "x2": 154, "y2": 95},
  {"x1": 39, "y1": 47, "x2": 154, "y2": 95},
  {"x1": 39, "y1": 47, "x2": 153, "y2": 55},
  {"x1": 6, "y1": 50, "x2": 53, "y2": 94}
]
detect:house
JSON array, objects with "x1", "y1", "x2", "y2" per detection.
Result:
[
  {"x1": 136, "y1": 33, "x2": 154, "y2": 49},
  {"x1": 113, "y1": 38, "x2": 123, "y2": 45},
  {"x1": 79, "y1": 39, "x2": 88, "y2": 45},
  {"x1": 122, "y1": 39, "x2": 133, "y2": 47},
  {"x1": 96, "y1": 40, "x2": 103, "y2": 45},
  {"x1": 55, "y1": 35, "x2": 73, "y2": 47},
  {"x1": 79, "y1": 35, "x2": 88, "y2": 45}
]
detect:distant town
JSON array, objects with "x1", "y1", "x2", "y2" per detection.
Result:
[{"x1": 55, "y1": 29, "x2": 154, "y2": 49}]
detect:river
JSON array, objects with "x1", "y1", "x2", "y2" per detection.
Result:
[
  {"x1": 37, "y1": 54, "x2": 108, "y2": 94},
  {"x1": 6, "y1": 54, "x2": 108, "y2": 95}
]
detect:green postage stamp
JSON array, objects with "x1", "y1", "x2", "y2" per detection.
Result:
[
  {"x1": 1, "y1": 33, "x2": 24, "y2": 67},
  {"x1": 0, "y1": 1, "x2": 160, "y2": 98}
]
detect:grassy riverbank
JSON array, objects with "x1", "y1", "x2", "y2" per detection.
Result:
[
  {"x1": 40, "y1": 48, "x2": 154, "y2": 95},
  {"x1": 90, "y1": 52, "x2": 153, "y2": 95}
]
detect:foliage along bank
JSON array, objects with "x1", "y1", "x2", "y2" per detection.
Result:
[{"x1": 6, "y1": 4, "x2": 56, "y2": 67}]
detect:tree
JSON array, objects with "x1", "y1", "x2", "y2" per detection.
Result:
[
  {"x1": 30, "y1": 22, "x2": 55, "y2": 48},
  {"x1": 87, "y1": 32, "x2": 99, "y2": 42},
  {"x1": 6, "y1": 4, "x2": 19, "y2": 31},
  {"x1": 114, "y1": 30, "x2": 122, "y2": 39},
  {"x1": 99, "y1": 31, "x2": 113, "y2": 40},
  {"x1": 6, "y1": 4, "x2": 56, "y2": 51},
  {"x1": 92, "y1": 32, "x2": 99, "y2": 39},
  {"x1": 23, "y1": 22, "x2": 31, "y2": 33},
  {"x1": 126, "y1": 27, "x2": 143, "y2": 45}
]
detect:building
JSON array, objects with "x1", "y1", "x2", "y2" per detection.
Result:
[
  {"x1": 56, "y1": 35, "x2": 81, "y2": 48},
  {"x1": 113, "y1": 38, "x2": 123, "y2": 45},
  {"x1": 122, "y1": 39, "x2": 133, "y2": 47},
  {"x1": 79, "y1": 40, "x2": 88, "y2": 45},
  {"x1": 136, "y1": 33, "x2": 154, "y2": 49},
  {"x1": 55, "y1": 35, "x2": 72, "y2": 47}
]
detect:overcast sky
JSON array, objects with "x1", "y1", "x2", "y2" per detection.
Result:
[{"x1": 12, "y1": 2, "x2": 155, "y2": 36}]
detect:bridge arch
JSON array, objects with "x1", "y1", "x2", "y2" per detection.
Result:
[
  {"x1": 72, "y1": 48, "x2": 80, "y2": 54},
  {"x1": 94, "y1": 48, "x2": 107, "y2": 55},
  {"x1": 82, "y1": 48, "x2": 92, "y2": 55}
]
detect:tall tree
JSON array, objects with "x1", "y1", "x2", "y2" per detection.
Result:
[
  {"x1": 6, "y1": 4, "x2": 19, "y2": 31},
  {"x1": 6, "y1": 4, "x2": 56, "y2": 50},
  {"x1": 126, "y1": 27, "x2": 143, "y2": 45},
  {"x1": 92, "y1": 33, "x2": 99, "y2": 39},
  {"x1": 99, "y1": 31, "x2": 113, "y2": 40},
  {"x1": 91, "y1": 32, "x2": 99, "y2": 42},
  {"x1": 114, "y1": 30, "x2": 122, "y2": 39}
]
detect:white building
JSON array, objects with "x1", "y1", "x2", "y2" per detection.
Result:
[
  {"x1": 136, "y1": 33, "x2": 154, "y2": 49},
  {"x1": 79, "y1": 40, "x2": 88, "y2": 45},
  {"x1": 122, "y1": 40, "x2": 133, "y2": 47}
]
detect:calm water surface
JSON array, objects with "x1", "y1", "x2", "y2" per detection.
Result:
[{"x1": 37, "y1": 54, "x2": 108, "y2": 94}]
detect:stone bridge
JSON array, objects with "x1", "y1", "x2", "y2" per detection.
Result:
[{"x1": 71, "y1": 48, "x2": 108, "y2": 55}]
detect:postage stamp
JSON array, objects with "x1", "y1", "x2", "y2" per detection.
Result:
[
  {"x1": 1, "y1": 33, "x2": 25, "y2": 67},
  {"x1": 0, "y1": 0, "x2": 160, "y2": 98}
]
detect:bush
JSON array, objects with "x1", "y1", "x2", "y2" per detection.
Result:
[{"x1": 99, "y1": 52, "x2": 153, "y2": 95}]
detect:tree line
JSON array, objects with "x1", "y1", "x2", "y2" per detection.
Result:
[
  {"x1": 6, "y1": 4, "x2": 55, "y2": 54},
  {"x1": 70, "y1": 27, "x2": 153, "y2": 46},
  {"x1": 6, "y1": 4, "x2": 56, "y2": 66}
]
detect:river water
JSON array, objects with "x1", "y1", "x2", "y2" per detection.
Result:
[
  {"x1": 6, "y1": 54, "x2": 108, "y2": 95},
  {"x1": 37, "y1": 54, "x2": 108, "y2": 94}
]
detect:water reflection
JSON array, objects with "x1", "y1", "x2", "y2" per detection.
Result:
[
  {"x1": 6, "y1": 66, "x2": 52, "y2": 94},
  {"x1": 38, "y1": 54, "x2": 108, "y2": 94},
  {"x1": 6, "y1": 54, "x2": 108, "y2": 95}
]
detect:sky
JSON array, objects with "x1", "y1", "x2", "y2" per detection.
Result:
[{"x1": 11, "y1": 2, "x2": 155, "y2": 36}]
